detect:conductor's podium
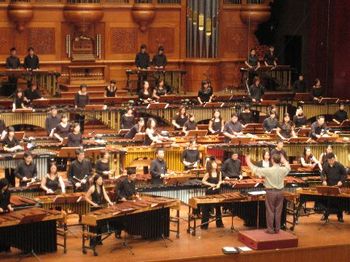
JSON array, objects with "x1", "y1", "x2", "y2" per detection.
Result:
[{"x1": 238, "y1": 229, "x2": 298, "y2": 250}]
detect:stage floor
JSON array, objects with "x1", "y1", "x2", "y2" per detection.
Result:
[{"x1": 1, "y1": 206, "x2": 350, "y2": 262}]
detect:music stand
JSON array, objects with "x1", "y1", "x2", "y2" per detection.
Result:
[
  {"x1": 57, "y1": 147, "x2": 80, "y2": 158},
  {"x1": 14, "y1": 131, "x2": 25, "y2": 140},
  {"x1": 294, "y1": 93, "x2": 313, "y2": 102},
  {"x1": 197, "y1": 124, "x2": 209, "y2": 130},
  {"x1": 85, "y1": 104, "x2": 106, "y2": 111},
  {"x1": 133, "y1": 133, "x2": 145, "y2": 141},
  {"x1": 32, "y1": 99, "x2": 50, "y2": 108},
  {"x1": 317, "y1": 136, "x2": 338, "y2": 143},
  {"x1": 319, "y1": 97, "x2": 339, "y2": 104},
  {"x1": 85, "y1": 147, "x2": 105, "y2": 158},
  {"x1": 146, "y1": 103, "x2": 169, "y2": 110},
  {"x1": 340, "y1": 119, "x2": 350, "y2": 127},
  {"x1": 186, "y1": 130, "x2": 207, "y2": 137},
  {"x1": 287, "y1": 137, "x2": 311, "y2": 143},
  {"x1": 230, "y1": 137, "x2": 252, "y2": 145},
  {"x1": 118, "y1": 129, "x2": 130, "y2": 136},
  {"x1": 203, "y1": 102, "x2": 224, "y2": 108},
  {"x1": 316, "y1": 186, "x2": 341, "y2": 195}
]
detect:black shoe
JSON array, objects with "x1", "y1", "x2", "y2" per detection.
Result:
[
  {"x1": 216, "y1": 222, "x2": 224, "y2": 228},
  {"x1": 338, "y1": 217, "x2": 344, "y2": 223},
  {"x1": 200, "y1": 225, "x2": 208, "y2": 230},
  {"x1": 321, "y1": 215, "x2": 328, "y2": 221}
]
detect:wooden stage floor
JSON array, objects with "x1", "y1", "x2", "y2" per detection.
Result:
[{"x1": 1, "y1": 206, "x2": 350, "y2": 262}]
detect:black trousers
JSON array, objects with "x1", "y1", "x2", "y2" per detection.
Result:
[
  {"x1": 5, "y1": 168, "x2": 15, "y2": 187},
  {"x1": 201, "y1": 188, "x2": 223, "y2": 227},
  {"x1": 75, "y1": 114, "x2": 85, "y2": 134}
]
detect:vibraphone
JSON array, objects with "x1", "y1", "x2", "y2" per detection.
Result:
[
  {"x1": 187, "y1": 191, "x2": 297, "y2": 235},
  {"x1": 81, "y1": 195, "x2": 180, "y2": 256},
  {"x1": 34, "y1": 193, "x2": 90, "y2": 217},
  {"x1": 296, "y1": 187, "x2": 350, "y2": 220},
  {"x1": 0, "y1": 207, "x2": 63, "y2": 253}
]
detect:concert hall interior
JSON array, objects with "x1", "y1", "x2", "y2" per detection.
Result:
[{"x1": 0, "y1": 0, "x2": 349, "y2": 261}]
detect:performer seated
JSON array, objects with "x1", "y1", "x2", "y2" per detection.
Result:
[
  {"x1": 124, "y1": 117, "x2": 145, "y2": 139},
  {"x1": 293, "y1": 106, "x2": 307, "y2": 128},
  {"x1": 292, "y1": 74, "x2": 306, "y2": 93},
  {"x1": 172, "y1": 106, "x2": 188, "y2": 130},
  {"x1": 12, "y1": 89, "x2": 28, "y2": 111},
  {"x1": 15, "y1": 151, "x2": 38, "y2": 187},
  {"x1": 117, "y1": 169, "x2": 139, "y2": 201},
  {"x1": 182, "y1": 139, "x2": 200, "y2": 170},
  {"x1": 68, "y1": 149, "x2": 92, "y2": 192},
  {"x1": 183, "y1": 113, "x2": 198, "y2": 135},
  {"x1": 256, "y1": 149, "x2": 272, "y2": 168},
  {"x1": 263, "y1": 111, "x2": 279, "y2": 133},
  {"x1": 249, "y1": 76, "x2": 265, "y2": 103},
  {"x1": 138, "y1": 80, "x2": 153, "y2": 104},
  {"x1": 309, "y1": 115, "x2": 332, "y2": 140},
  {"x1": 24, "y1": 82, "x2": 41, "y2": 104},
  {"x1": 144, "y1": 118, "x2": 168, "y2": 145},
  {"x1": 223, "y1": 113, "x2": 244, "y2": 143},
  {"x1": 301, "y1": 147, "x2": 322, "y2": 170},
  {"x1": 41, "y1": 163, "x2": 66, "y2": 194},
  {"x1": 23, "y1": 47, "x2": 39, "y2": 70},
  {"x1": 201, "y1": 157, "x2": 224, "y2": 229},
  {"x1": 197, "y1": 80, "x2": 213, "y2": 105},
  {"x1": 121, "y1": 107, "x2": 135, "y2": 130},
  {"x1": 208, "y1": 110, "x2": 225, "y2": 134},
  {"x1": 246, "y1": 154, "x2": 290, "y2": 234},
  {"x1": 67, "y1": 123, "x2": 83, "y2": 147},
  {"x1": 95, "y1": 151, "x2": 113, "y2": 179},
  {"x1": 45, "y1": 106, "x2": 60, "y2": 136},
  {"x1": 311, "y1": 78, "x2": 323, "y2": 102},
  {"x1": 150, "y1": 148, "x2": 168, "y2": 185},
  {"x1": 239, "y1": 104, "x2": 254, "y2": 126},
  {"x1": 74, "y1": 84, "x2": 89, "y2": 133},
  {"x1": 321, "y1": 153, "x2": 347, "y2": 222},
  {"x1": 86, "y1": 174, "x2": 113, "y2": 208},
  {"x1": 152, "y1": 79, "x2": 168, "y2": 100},
  {"x1": 264, "y1": 45, "x2": 277, "y2": 68},
  {"x1": 2, "y1": 126, "x2": 22, "y2": 153},
  {"x1": 53, "y1": 114, "x2": 71, "y2": 143},
  {"x1": 270, "y1": 140, "x2": 288, "y2": 160},
  {"x1": 332, "y1": 103, "x2": 348, "y2": 125},
  {"x1": 277, "y1": 113, "x2": 297, "y2": 140},
  {"x1": 152, "y1": 46, "x2": 167, "y2": 69},
  {"x1": 319, "y1": 145, "x2": 337, "y2": 165},
  {"x1": 105, "y1": 80, "x2": 117, "y2": 97},
  {"x1": 221, "y1": 151, "x2": 242, "y2": 180}
]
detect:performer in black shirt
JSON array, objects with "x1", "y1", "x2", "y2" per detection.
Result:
[
  {"x1": 53, "y1": 114, "x2": 71, "y2": 142},
  {"x1": 0, "y1": 178, "x2": 13, "y2": 213},
  {"x1": 183, "y1": 113, "x2": 198, "y2": 135},
  {"x1": 245, "y1": 48, "x2": 260, "y2": 70},
  {"x1": 249, "y1": 76, "x2": 265, "y2": 102},
  {"x1": 152, "y1": 46, "x2": 167, "y2": 69},
  {"x1": 277, "y1": 113, "x2": 296, "y2": 140},
  {"x1": 270, "y1": 140, "x2": 288, "y2": 160},
  {"x1": 311, "y1": 78, "x2": 323, "y2": 102},
  {"x1": 150, "y1": 148, "x2": 168, "y2": 184},
  {"x1": 332, "y1": 103, "x2": 348, "y2": 125},
  {"x1": 321, "y1": 153, "x2": 347, "y2": 222},
  {"x1": 182, "y1": 139, "x2": 200, "y2": 170},
  {"x1": 309, "y1": 115, "x2": 332, "y2": 140},
  {"x1": 86, "y1": 174, "x2": 113, "y2": 207},
  {"x1": 208, "y1": 110, "x2": 224, "y2": 134},
  {"x1": 264, "y1": 46, "x2": 277, "y2": 67},
  {"x1": 12, "y1": 89, "x2": 27, "y2": 111},
  {"x1": 124, "y1": 117, "x2": 145, "y2": 139},
  {"x1": 239, "y1": 104, "x2": 254, "y2": 125},
  {"x1": 121, "y1": 107, "x2": 135, "y2": 129},
  {"x1": 68, "y1": 149, "x2": 93, "y2": 192},
  {"x1": 0, "y1": 118, "x2": 6, "y2": 140},
  {"x1": 152, "y1": 79, "x2": 168, "y2": 100},
  {"x1": 135, "y1": 44, "x2": 150, "y2": 92},
  {"x1": 256, "y1": 149, "x2": 272, "y2": 168},
  {"x1": 45, "y1": 106, "x2": 60, "y2": 136},
  {"x1": 117, "y1": 171, "x2": 138, "y2": 201},
  {"x1": 172, "y1": 106, "x2": 188, "y2": 130},
  {"x1": 223, "y1": 113, "x2": 243, "y2": 143},
  {"x1": 201, "y1": 157, "x2": 223, "y2": 229},
  {"x1": 5, "y1": 48, "x2": 20, "y2": 96},
  {"x1": 263, "y1": 111, "x2": 278, "y2": 132},
  {"x1": 41, "y1": 163, "x2": 66, "y2": 194},
  {"x1": 15, "y1": 152, "x2": 38, "y2": 187},
  {"x1": 138, "y1": 80, "x2": 153, "y2": 104},
  {"x1": 24, "y1": 83, "x2": 41, "y2": 104},
  {"x1": 197, "y1": 80, "x2": 213, "y2": 105},
  {"x1": 221, "y1": 151, "x2": 242, "y2": 180},
  {"x1": 292, "y1": 74, "x2": 306, "y2": 93},
  {"x1": 319, "y1": 145, "x2": 337, "y2": 166},
  {"x1": 105, "y1": 80, "x2": 117, "y2": 97},
  {"x1": 293, "y1": 106, "x2": 307, "y2": 128},
  {"x1": 95, "y1": 151, "x2": 113, "y2": 178},
  {"x1": 23, "y1": 47, "x2": 39, "y2": 70},
  {"x1": 74, "y1": 84, "x2": 89, "y2": 133},
  {"x1": 67, "y1": 123, "x2": 83, "y2": 147}
]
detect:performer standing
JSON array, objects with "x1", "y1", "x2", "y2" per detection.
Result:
[
  {"x1": 246, "y1": 154, "x2": 291, "y2": 233},
  {"x1": 74, "y1": 84, "x2": 89, "y2": 133},
  {"x1": 208, "y1": 110, "x2": 225, "y2": 134},
  {"x1": 105, "y1": 80, "x2": 117, "y2": 97},
  {"x1": 292, "y1": 74, "x2": 306, "y2": 93},
  {"x1": 85, "y1": 174, "x2": 113, "y2": 208},
  {"x1": 41, "y1": 163, "x2": 66, "y2": 194},
  {"x1": 117, "y1": 170, "x2": 139, "y2": 201},
  {"x1": 181, "y1": 139, "x2": 200, "y2": 170},
  {"x1": 249, "y1": 76, "x2": 265, "y2": 103},
  {"x1": 95, "y1": 151, "x2": 113, "y2": 179},
  {"x1": 264, "y1": 46, "x2": 277, "y2": 67},
  {"x1": 23, "y1": 47, "x2": 39, "y2": 70},
  {"x1": 5, "y1": 48, "x2": 20, "y2": 96},
  {"x1": 53, "y1": 114, "x2": 71, "y2": 143},
  {"x1": 150, "y1": 148, "x2": 168, "y2": 185},
  {"x1": 321, "y1": 153, "x2": 347, "y2": 222},
  {"x1": 223, "y1": 113, "x2": 244, "y2": 143},
  {"x1": 124, "y1": 117, "x2": 145, "y2": 139},
  {"x1": 45, "y1": 106, "x2": 60, "y2": 136},
  {"x1": 135, "y1": 44, "x2": 150, "y2": 92},
  {"x1": 0, "y1": 178, "x2": 13, "y2": 252},
  {"x1": 67, "y1": 123, "x2": 83, "y2": 147},
  {"x1": 15, "y1": 152, "x2": 38, "y2": 187},
  {"x1": 332, "y1": 103, "x2": 348, "y2": 125},
  {"x1": 197, "y1": 80, "x2": 213, "y2": 105},
  {"x1": 68, "y1": 149, "x2": 93, "y2": 192},
  {"x1": 172, "y1": 106, "x2": 188, "y2": 130},
  {"x1": 152, "y1": 46, "x2": 167, "y2": 69},
  {"x1": 221, "y1": 151, "x2": 242, "y2": 180},
  {"x1": 309, "y1": 115, "x2": 332, "y2": 140},
  {"x1": 201, "y1": 157, "x2": 224, "y2": 229},
  {"x1": 120, "y1": 107, "x2": 135, "y2": 130}
]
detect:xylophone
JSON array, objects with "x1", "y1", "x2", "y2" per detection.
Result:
[
  {"x1": 187, "y1": 191, "x2": 297, "y2": 235},
  {"x1": 34, "y1": 193, "x2": 90, "y2": 217},
  {"x1": 10, "y1": 195, "x2": 38, "y2": 210},
  {"x1": 81, "y1": 195, "x2": 180, "y2": 256},
  {"x1": 0, "y1": 207, "x2": 63, "y2": 253}
]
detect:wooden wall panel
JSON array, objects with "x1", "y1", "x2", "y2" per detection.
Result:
[
  {"x1": 0, "y1": 28, "x2": 13, "y2": 55},
  {"x1": 148, "y1": 27, "x2": 175, "y2": 54},
  {"x1": 28, "y1": 28, "x2": 55, "y2": 54},
  {"x1": 110, "y1": 28, "x2": 138, "y2": 54}
]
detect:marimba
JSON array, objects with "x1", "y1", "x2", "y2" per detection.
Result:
[
  {"x1": 0, "y1": 207, "x2": 63, "y2": 253},
  {"x1": 81, "y1": 195, "x2": 180, "y2": 256},
  {"x1": 10, "y1": 195, "x2": 37, "y2": 210}
]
